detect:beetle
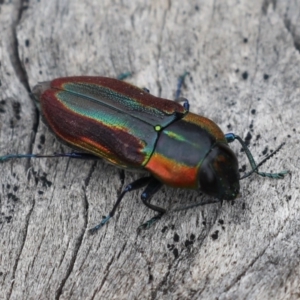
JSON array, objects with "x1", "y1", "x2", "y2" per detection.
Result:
[{"x1": 0, "y1": 75, "x2": 288, "y2": 233}]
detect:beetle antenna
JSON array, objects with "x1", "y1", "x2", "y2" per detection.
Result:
[
  {"x1": 225, "y1": 133, "x2": 289, "y2": 180},
  {"x1": 240, "y1": 143, "x2": 289, "y2": 179}
]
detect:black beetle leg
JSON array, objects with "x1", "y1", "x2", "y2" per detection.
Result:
[
  {"x1": 119, "y1": 169, "x2": 125, "y2": 185},
  {"x1": 89, "y1": 176, "x2": 152, "y2": 234},
  {"x1": 174, "y1": 72, "x2": 190, "y2": 111},
  {"x1": 138, "y1": 178, "x2": 165, "y2": 230},
  {"x1": 173, "y1": 198, "x2": 222, "y2": 212},
  {"x1": 54, "y1": 152, "x2": 101, "y2": 160},
  {"x1": 175, "y1": 71, "x2": 190, "y2": 100},
  {"x1": 0, "y1": 151, "x2": 101, "y2": 162}
]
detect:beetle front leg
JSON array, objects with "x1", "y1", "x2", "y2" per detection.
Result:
[
  {"x1": 173, "y1": 198, "x2": 222, "y2": 212},
  {"x1": 89, "y1": 176, "x2": 152, "y2": 234},
  {"x1": 138, "y1": 178, "x2": 165, "y2": 230}
]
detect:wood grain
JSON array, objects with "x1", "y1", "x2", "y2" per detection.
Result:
[{"x1": 0, "y1": 1, "x2": 299, "y2": 299}]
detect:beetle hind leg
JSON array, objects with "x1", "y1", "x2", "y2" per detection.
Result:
[
  {"x1": 0, "y1": 151, "x2": 102, "y2": 162},
  {"x1": 175, "y1": 71, "x2": 190, "y2": 100}
]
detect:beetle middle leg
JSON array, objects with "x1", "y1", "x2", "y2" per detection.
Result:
[{"x1": 137, "y1": 177, "x2": 164, "y2": 230}]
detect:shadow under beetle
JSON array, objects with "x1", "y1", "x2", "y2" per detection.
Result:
[{"x1": 0, "y1": 74, "x2": 289, "y2": 233}]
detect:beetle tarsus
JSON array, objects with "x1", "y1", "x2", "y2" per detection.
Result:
[
  {"x1": 0, "y1": 154, "x2": 35, "y2": 161},
  {"x1": 252, "y1": 169, "x2": 289, "y2": 179},
  {"x1": 116, "y1": 72, "x2": 132, "y2": 81},
  {"x1": 89, "y1": 215, "x2": 111, "y2": 234},
  {"x1": 137, "y1": 213, "x2": 163, "y2": 230}
]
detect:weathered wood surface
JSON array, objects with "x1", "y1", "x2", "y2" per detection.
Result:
[{"x1": 0, "y1": 1, "x2": 299, "y2": 299}]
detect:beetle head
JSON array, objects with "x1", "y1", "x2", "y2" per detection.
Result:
[{"x1": 198, "y1": 143, "x2": 240, "y2": 200}]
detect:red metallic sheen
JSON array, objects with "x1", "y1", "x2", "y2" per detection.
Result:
[
  {"x1": 40, "y1": 89, "x2": 148, "y2": 168},
  {"x1": 146, "y1": 152, "x2": 199, "y2": 189},
  {"x1": 183, "y1": 113, "x2": 226, "y2": 143}
]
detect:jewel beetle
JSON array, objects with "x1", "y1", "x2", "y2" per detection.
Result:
[{"x1": 0, "y1": 75, "x2": 289, "y2": 232}]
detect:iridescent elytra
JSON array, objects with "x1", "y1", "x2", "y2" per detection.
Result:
[{"x1": 0, "y1": 75, "x2": 289, "y2": 232}]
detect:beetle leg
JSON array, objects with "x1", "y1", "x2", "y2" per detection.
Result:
[
  {"x1": 175, "y1": 71, "x2": 190, "y2": 100},
  {"x1": 138, "y1": 178, "x2": 165, "y2": 230},
  {"x1": 174, "y1": 97, "x2": 190, "y2": 111},
  {"x1": 174, "y1": 72, "x2": 190, "y2": 111},
  {"x1": 173, "y1": 198, "x2": 222, "y2": 212},
  {"x1": 119, "y1": 169, "x2": 125, "y2": 185},
  {"x1": 225, "y1": 133, "x2": 289, "y2": 179},
  {"x1": 89, "y1": 176, "x2": 152, "y2": 234},
  {"x1": 50, "y1": 152, "x2": 101, "y2": 160},
  {"x1": 116, "y1": 72, "x2": 132, "y2": 81},
  {"x1": 0, "y1": 152, "x2": 101, "y2": 162}
]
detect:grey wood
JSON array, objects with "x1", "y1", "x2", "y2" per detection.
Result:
[{"x1": 0, "y1": 0, "x2": 299, "y2": 299}]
